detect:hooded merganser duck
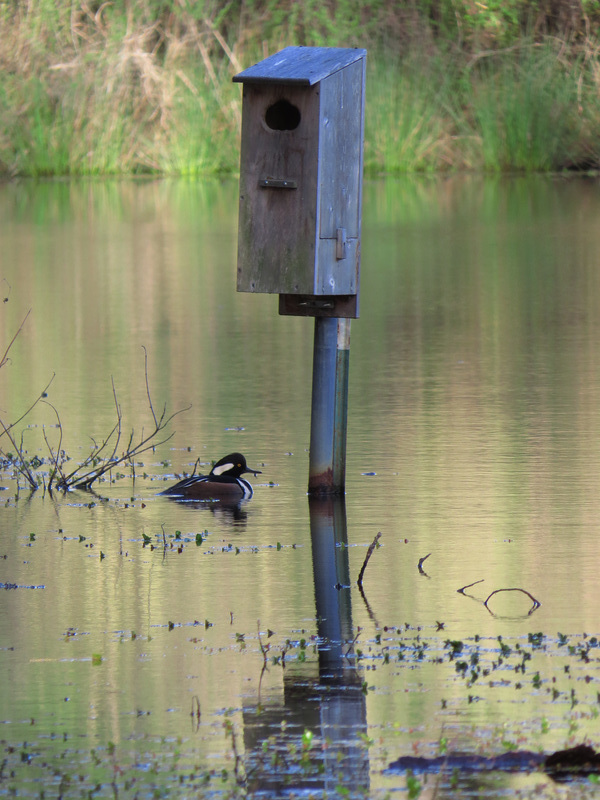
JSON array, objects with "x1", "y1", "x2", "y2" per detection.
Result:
[{"x1": 159, "y1": 453, "x2": 262, "y2": 501}]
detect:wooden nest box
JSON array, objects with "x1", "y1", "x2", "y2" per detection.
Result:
[{"x1": 233, "y1": 46, "x2": 366, "y2": 318}]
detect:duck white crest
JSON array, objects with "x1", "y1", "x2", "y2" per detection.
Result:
[{"x1": 212, "y1": 461, "x2": 235, "y2": 476}]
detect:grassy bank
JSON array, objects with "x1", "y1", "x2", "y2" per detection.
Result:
[{"x1": 1, "y1": 1, "x2": 600, "y2": 176}]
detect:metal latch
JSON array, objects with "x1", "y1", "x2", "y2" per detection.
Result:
[
  {"x1": 259, "y1": 179, "x2": 297, "y2": 189},
  {"x1": 336, "y1": 228, "x2": 347, "y2": 260},
  {"x1": 298, "y1": 298, "x2": 335, "y2": 310}
]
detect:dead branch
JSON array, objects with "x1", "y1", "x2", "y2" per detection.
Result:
[
  {"x1": 0, "y1": 314, "x2": 54, "y2": 487},
  {"x1": 41, "y1": 400, "x2": 67, "y2": 491},
  {"x1": 457, "y1": 581, "x2": 541, "y2": 617},
  {"x1": 357, "y1": 532, "x2": 382, "y2": 589},
  {"x1": 142, "y1": 345, "x2": 158, "y2": 428},
  {"x1": 68, "y1": 411, "x2": 186, "y2": 491},
  {"x1": 417, "y1": 553, "x2": 431, "y2": 573},
  {"x1": 54, "y1": 419, "x2": 121, "y2": 489},
  {"x1": 358, "y1": 580, "x2": 380, "y2": 629},
  {"x1": 0, "y1": 373, "x2": 55, "y2": 442},
  {"x1": 224, "y1": 717, "x2": 245, "y2": 787},
  {"x1": 57, "y1": 357, "x2": 189, "y2": 490},
  {"x1": 484, "y1": 587, "x2": 541, "y2": 614},
  {"x1": 0, "y1": 417, "x2": 38, "y2": 489},
  {"x1": 0, "y1": 309, "x2": 30, "y2": 371},
  {"x1": 190, "y1": 695, "x2": 201, "y2": 733},
  {"x1": 187, "y1": 457, "x2": 202, "y2": 478},
  {"x1": 0, "y1": 338, "x2": 188, "y2": 492},
  {"x1": 257, "y1": 620, "x2": 269, "y2": 666},
  {"x1": 457, "y1": 579, "x2": 485, "y2": 595}
]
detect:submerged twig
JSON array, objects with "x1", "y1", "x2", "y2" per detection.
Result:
[
  {"x1": 224, "y1": 718, "x2": 245, "y2": 787},
  {"x1": 457, "y1": 579, "x2": 485, "y2": 595},
  {"x1": 257, "y1": 620, "x2": 269, "y2": 666},
  {"x1": 0, "y1": 309, "x2": 30, "y2": 371},
  {"x1": 42, "y1": 400, "x2": 66, "y2": 491},
  {"x1": 58, "y1": 361, "x2": 189, "y2": 490},
  {"x1": 190, "y1": 695, "x2": 201, "y2": 732},
  {"x1": 458, "y1": 580, "x2": 541, "y2": 617},
  {"x1": 0, "y1": 361, "x2": 54, "y2": 488},
  {"x1": 418, "y1": 553, "x2": 431, "y2": 574},
  {"x1": 1, "y1": 334, "x2": 188, "y2": 492},
  {"x1": 0, "y1": 374, "x2": 55, "y2": 444},
  {"x1": 358, "y1": 582, "x2": 380, "y2": 629},
  {"x1": 190, "y1": 457, "x2": 202, "y2": 478},
  {"x1": 357, "y1": 532, "x2": 382, "y2": 589},
  {"x1": 142, "y1": 345, "x2": 158, "y2": 429},
  {"x1": 0, "y1": 418, "x2": 38, "y2": 490},
  {"x1": 484, "y1": 587, "x2": 541, "y2": 614}
]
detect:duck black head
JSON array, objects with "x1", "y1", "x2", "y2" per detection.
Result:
[{"x1": 209, "y1": 453, "x2": 262, "y2": 479}]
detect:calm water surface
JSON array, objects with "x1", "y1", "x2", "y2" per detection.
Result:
[{"x1": 1, "y1": 175, "x2": 600, "y2": 798}]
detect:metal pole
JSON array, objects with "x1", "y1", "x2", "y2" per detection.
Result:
[{"x1": 308, "y1": 316, "x2": 351, "y2": 495}]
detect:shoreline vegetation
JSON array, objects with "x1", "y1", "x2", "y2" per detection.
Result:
[{"x1": 2, "y1": 1, "x2": 600, "y2": 177}]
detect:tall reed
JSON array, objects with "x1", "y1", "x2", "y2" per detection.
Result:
[
  {"x1": 1, "y1": 2, "x2": 600, "y2": 176},
  {"x1": 365, "y1": 53, "x2": 460, "y2": 173},
  {"x1": 465, "y1": 42, "x2": 584, "y2": 171}
]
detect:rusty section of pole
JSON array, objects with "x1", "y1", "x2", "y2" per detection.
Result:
[
  {"x1": 333, "y1": 318, "x2": 350, "y2": 491},
  {"x1": 308, "y1": 317, "x2": 351, "y2": 495}
]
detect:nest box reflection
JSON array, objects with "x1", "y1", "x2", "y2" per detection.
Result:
[{"x1": 265, "y1": 99, "x2": 301, "y2": 131}]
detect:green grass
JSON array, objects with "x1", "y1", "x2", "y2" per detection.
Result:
[
  {"x1": 365, "y1": 39, "x2": 596, "y2": 174},
  {"x1": 2, "y1": 2, "x2": 600, "y2": 176},
  {"x1": 466, "y1": 42, "x2": 585, "y2": 171},
  {"x1": 365, "y1": 53, "x2": 460, "y2": 173}
]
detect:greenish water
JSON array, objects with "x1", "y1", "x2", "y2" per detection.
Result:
[{"x1": 1, "y1": 175, "x2": 600, "y2": 798}]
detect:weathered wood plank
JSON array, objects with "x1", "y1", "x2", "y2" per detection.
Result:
[
  {"x1": 233, "y1": 46, "x2": 366, "y2": 86},
  {"x1": 235, "y1": 46, "x2": 366, "y2": 315}
]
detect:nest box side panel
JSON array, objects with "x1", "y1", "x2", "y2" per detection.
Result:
[{"x1": 315, "y1": 58, "x2": 365, "y2": 295}]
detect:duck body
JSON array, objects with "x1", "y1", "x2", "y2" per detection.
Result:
[{"x1": 159, "y1": 453, "x2": 261, "y2": 501}]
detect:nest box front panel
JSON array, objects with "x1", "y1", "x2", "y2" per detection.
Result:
[{"x1": 237, "y1": 84, "x2": 320, "y2": 294}]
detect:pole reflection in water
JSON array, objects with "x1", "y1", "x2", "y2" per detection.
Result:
[
  {"x1": 242, "y1": 497, "x2": 369, "y2": 795},
  {"x1": 309, "y1": 495, "x2": 356, "y2": 677}
]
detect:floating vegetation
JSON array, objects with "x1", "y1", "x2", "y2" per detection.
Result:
[{"x1": 2, "y1": 625, "x2": 600, "y2": 798}]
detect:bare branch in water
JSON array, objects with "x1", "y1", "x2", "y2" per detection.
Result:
[
  {"x1": 484, "y1": 587, "x2": 541, "y2": 614},
  {"x1": 0, "y1": 373, "x2": 55, "y2": 442},
  {"x1": 142, "y1": 345, "x2": 159, "y2": 429},
  {"x1": 53, "y1": 355, "x2": 191, "y2": 490},
  {"x1": 0, "y1": 336, "x2": 189, "y2": 492},
  {"x1": 257, "y1": 620, "x2": 269, "y2": 666},
  {"x1": 0, "y1": 416, "x2": 38, "y2": 489},
  {"x1": 457, "y1": 579, "x2": 485, "y2": 595},
  {"x1": 41, "y1": 400, "x2": 66, "y2": 491},
  {"x1": 0, "y1": 309, "x2": 30, "y2": 371},
  {"x1": 190, "y1": 695, "x2": 201, "y2": 732},
  {"x1": 0, "y1": 312, "x2": 52, "y2": 489},
  {"x1": 357, "y1": 532, "x2": 382, "y2": 589},
  {"x1": 418, "y1": 553, "x2": 431, "y2": 573},
  {"x1": 457, "y1": 579, "x2": 541, "y2": 617}
]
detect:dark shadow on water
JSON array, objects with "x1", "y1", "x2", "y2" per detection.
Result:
[{"x1": 241, "y1": 496, "x2": 369, "y2": 796}]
